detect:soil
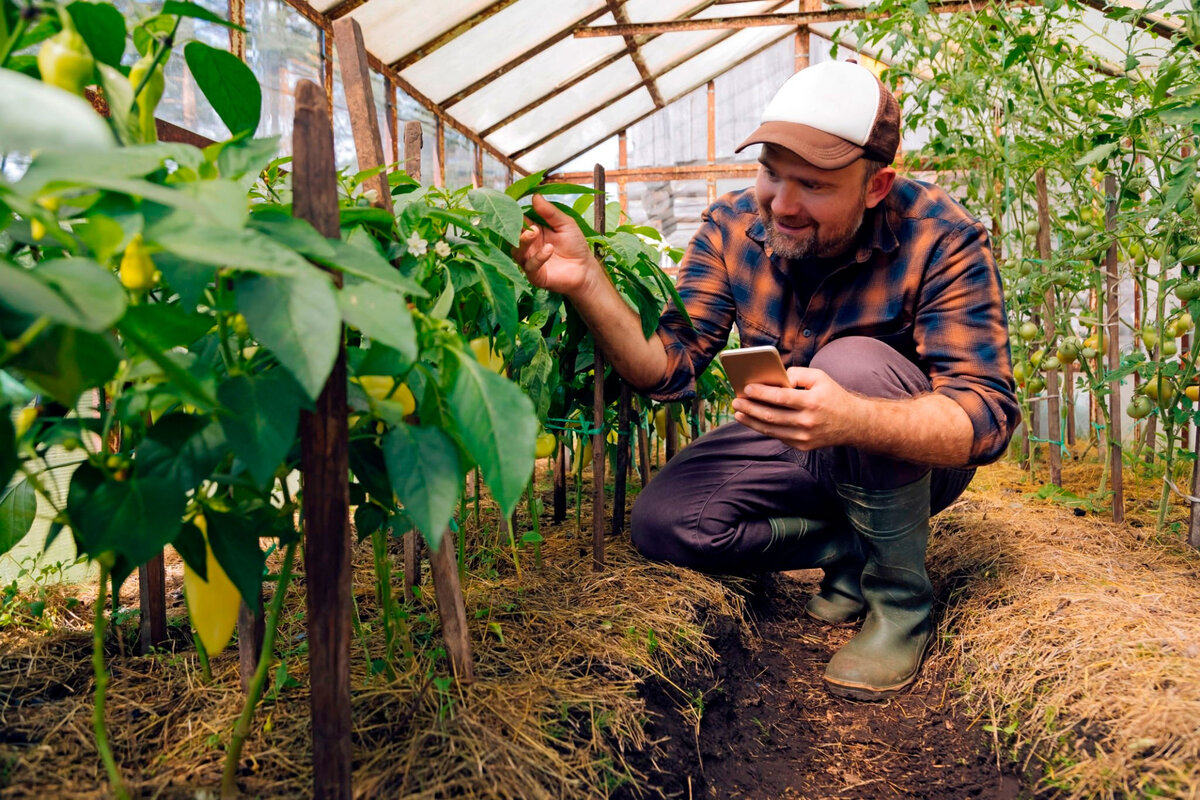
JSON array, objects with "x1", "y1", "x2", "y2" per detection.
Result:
[{"x1": 623, "y1": 570, "x2": 1029, "y2": 800}]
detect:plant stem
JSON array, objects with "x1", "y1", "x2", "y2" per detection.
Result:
[
  {"x1": 371, "y1": 528, "x2": 397, "y2": 682},
  {"x1": 92, "y1": 563, "x2": 131, "y2": 800},
  {"x1": 194, "y1": 631, "x2": 212, "y2": 683},
  {"x1": 0, "y1": 15, "x2": 29, "y2": 70},
  {"x1": 221, "y1": 540, "x2": 296, "y2": 800}
]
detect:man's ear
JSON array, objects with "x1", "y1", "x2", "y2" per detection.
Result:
[{"x1": 865, "y1": 167, "x2": 897, "y2": 209}]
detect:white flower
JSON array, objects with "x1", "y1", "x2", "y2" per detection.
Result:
[
  {"x1": 407, "y1": 232, "x2": 428, "y2": 256},
  {"x1": 435, "y1": 240, "x2": 452, "y2": 258},
  {"x1": 362, "y1": 188, "x2": 379, "y2": 203}
]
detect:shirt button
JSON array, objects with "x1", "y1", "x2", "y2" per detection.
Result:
[{"x1": 802, "y1": 328, "x2": 812, "y2": 337}]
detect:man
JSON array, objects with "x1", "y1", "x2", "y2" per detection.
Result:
[{"x1": 513, "y1": 61, "x2": 1019, "y2": 700}]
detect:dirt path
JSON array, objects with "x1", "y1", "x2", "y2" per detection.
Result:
[{"x1": 630, "y1": 569, "x2": 1027, "y2": 799}]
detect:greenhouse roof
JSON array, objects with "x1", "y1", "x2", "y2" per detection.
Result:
[{"x1": 296, "y1": 0, "x2": 1191, "y2": 175}]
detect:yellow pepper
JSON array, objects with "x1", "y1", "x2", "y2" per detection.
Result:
[
  {"x1": 14, "y1": 406, "x2": 39, "y2": 439},
  {"x1": 119, "y1": 234, "x2": 159, "y2": 292},
  {"x1": 128, "y1": 52, "x2": 165, "y2": 143},
  {"x1": 182, "y1": 514, "x2": 241, "y2": 656},
  {"x1": 37, "y1": 17, "x2": 94, "y2": 96},
  {"x1": 354, "y1": 375, "x2": 417, "y2": 415},
  {"x1": 469, "y1": 337, "x2": 505, "y2": 374},
  {"x1": 535, "y1": 432, "x2": 556, "y2": 459}
]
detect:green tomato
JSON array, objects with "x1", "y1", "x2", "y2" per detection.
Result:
[
  {"x1": 1081, "y1": 346, "x2": 1098, "y2": 359},
  {"x1": 1127, "y1": 395, "x2": 1154, "y2": 419},
  {"x1": 1023, "y1": 220, "x2": 1041, "y2": 238},
  {"x1": 1019, "y1": 321, "x2": 1039, "y2": 342},
  {"x1": 1030, "y1": 348, "x2": 1046, "y2": 368},
  {"x1": 1041, "y1": 355, "x2": 1061, "y2": 371},
  {"x1": 1174, "y1": 280, "x2": 1200, "y2": 302},
  {"x1": 1026, "y1": 376, "x2": 1046, "y2": 394},
  {"x1": 1141, "y1": 326, "x2": 1160, "y2": 350},
  {"x1": 1013, "y1": 361, "x2": 1030, "y2": 384},
  {"x1": 1179, "y1": 244, "x2": 1200, "y2": 267},
  {"x1": 1162, "y1": 339, "x2": 1179, "y2": 357},
  {"x1": 1056, "y1": 340, "x2": 1079, "y2": 364},
  {"x1": 1193, "y1": 183, "x2": 1200, "y2": 213}
]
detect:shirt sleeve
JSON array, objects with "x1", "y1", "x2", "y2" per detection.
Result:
[
  {"x1": 643, "y1": 204, "x2": 738, "y2": 402},
  {"x1": 914, "y1": 220, "x2": 1021, "y2": 466}
]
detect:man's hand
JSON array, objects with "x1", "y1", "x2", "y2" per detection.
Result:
[
  {"x1": 731, "y1": 366, "x2": 864, "y2": 451},
  {"x1": 513, "y1": 194, "x2": 598, "y2": 298}
]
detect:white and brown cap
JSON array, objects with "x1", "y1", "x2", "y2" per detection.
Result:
[{"x1": 735, "y1": 60, "x2": 900, "y2": 169}]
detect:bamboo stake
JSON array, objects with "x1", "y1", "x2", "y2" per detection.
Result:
[
  {"x1": 294, "y1": 79, "x2": 352, "y2": 800},
  {"x1": 592, "y1": 165, "x2": 607, "y2": 571},
  {"x1": 429, "y1": 528, "x2": 475, "y2": 683},
  {"x1": 1104, "y1": 174, "x2": 1124, "y2": 523},
  {"x1": 1035, "y1": 169, "x2": 1061, "y2": 486}
]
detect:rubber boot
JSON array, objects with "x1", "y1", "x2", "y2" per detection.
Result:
[
  {"x1": 766, "y1": 516, "x2": 866, "y2": 624},
  {"x1": 823, "y1": 473, "x2": 933, "y2": 701}
]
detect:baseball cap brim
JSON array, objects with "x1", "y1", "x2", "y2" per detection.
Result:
[{"x1": 735, "y1": 121, "x2": 864, "y2": 170}]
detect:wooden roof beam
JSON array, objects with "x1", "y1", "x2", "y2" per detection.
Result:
[
  {"x1": 608, "y1": 0, "x2": 664, "y2": 109},
  {"x1": 574, "y1": 1, "x2": 1014, "y2": 37},
  {"x1": 542, "y1": 27, "x2": 798, "y2": 172},
  {"x1": 440, "y1": 4, "x2": 621, "y2": 109},
  {"x1": 389, "y1": 0, "x2": 523, "y2": 71},
  {"x1": 326, "y1": 0, "x2": 370, "y2": 21},
  {"x1": 478, "y1": 0, "x2": 735, "y2": 138},
  {"x1": 508, "y1": 8, "x2": 794, "y2": 160}
]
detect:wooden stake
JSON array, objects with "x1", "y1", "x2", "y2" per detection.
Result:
[
  {"x1": 1035, "y1": 169, "x2": 1061, "y2": 486},
  {"x1": 294, "y1": 80, "x2": 352, "y2": 800},
  {"x1": 1104, "y1": 174, "x2": 1124, "y2": 523},
  {"x1": 332, "y1": 17, "x2": 392, "y2": 214},
  {"x1": 636, "y1": 401, "x2": 651, "y2": 487},
  {"x1": 1190, "y1": 425, "x2": 1200, "y2": 549},
  {"x1": 138, "y1": 554, "x2": 167, "y2": 653},
  {"x1": 428, "y1": 528, "x2": 475, "y2": 683},
  {"x1": 553, "y1": 441, "x2": 567, "y2": 523},
  {"x1": 404, "y1": 120, "x2": 422, "y2": 181},
  {"x1": 434, "y1": 118, "x2": 445, "y2": 188},
  {"x1": 592, "y1": 164, "x2": 607, "y2": 571},
  {"x1": 237, "y1": 596, "x2": 264, "y2": 693},
  {"x1": 612, "y1": 382, "x2": 632, "y2": 538}
]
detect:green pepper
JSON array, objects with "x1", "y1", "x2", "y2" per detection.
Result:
[
  {"x1": 128, "y1": 53, "x2": 165, "y2": 143},
  {"x1": 37, "y1": 15, "x2": 95, "y2": 96}
]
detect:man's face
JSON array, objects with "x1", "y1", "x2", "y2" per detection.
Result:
[{"x1": 754, "y1": 145, "x2": 875, "y2": 260}]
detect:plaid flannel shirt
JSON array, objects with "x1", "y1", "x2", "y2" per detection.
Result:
[{"x1": 648, "y1": 176, "x2": 1020, "y2": 467}]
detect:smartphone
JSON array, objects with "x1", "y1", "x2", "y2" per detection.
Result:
[{"x1": 718, "y1": 345, "x2": 791, "y2": 397}]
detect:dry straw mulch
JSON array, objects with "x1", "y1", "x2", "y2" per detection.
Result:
[
  {"x1": 0, "y1": 512, "x2": 747, "y2": 800},
  {"x1": 931, "y1": 457, "x2": 1200, "y2": 799}
]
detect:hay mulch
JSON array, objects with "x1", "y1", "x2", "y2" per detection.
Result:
[
  {"x1": 932, "y1": 453, "x2": 1200, "y2": 799},
  {"x1": 0, "y1": 482, "x2": 747, "y2": 800}
]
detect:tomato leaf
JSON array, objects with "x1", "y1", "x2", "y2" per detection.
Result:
[
  {"x1": 468, "y1": 187, "x2": 523, "y2": 246},
  {"x1": 184, "y1": 41, "x2": 261, "y2": 137},
  {"x1": 447, "y1": 351, "x2": 536, "y2": 520},
  {"x1": 162, "y1": 0, "x2": 246, "y2": 31},
  {"x1": 382, "y1": 423, "x2": 461, "y2": 550},
  {"x1": 236, "y1": 273, "x2": 340, "y2": 400},
  {"x1": 66, "y1": 1, "x2": 126, "y2": 67},
  {"x1": 67, "y1": 469, "x2": 185, "y2": 573},
  {"x1": 172, "y1": 518, "x2": 207, "y2": 581},
  {"x1": 338, "y1": 278, "x2": 418, "y2": 363},
  {"x1": 204, "y1": 508, "x2": 266, "y2": 608},
  {"x1": 0, "y1": 70, "x2": 115, "y2": 153},
  {"x1": 353, "y1": 503, "x2": 387, "y2": 542},
  {"x1": 217, "y1": 372, "x2": 302, "y2": 487},
  {"x1": 9, "y1": 325, "x2": 121, "y2": 408},
  {"x1": 0, "y1": 479, "x2": 36, "y2": 558},
  {"x1": 119, "y1": 304, "x2": 213, "y2": 351},
  {"x1": 137, "y1": 413, "x2": 229, "y2": 492}
]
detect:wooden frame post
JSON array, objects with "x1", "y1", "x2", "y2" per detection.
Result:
[
  {"x1": 1104, "y1": 174, "x2": 1124, "y2": 523},
  {"x1": 404, "y1": 120, "x2": 422, "y2": 180},
  {"x1": 434, "y1": 118, "x2": 446, "y2": 188},
  {"x1": 1035, "y1": 169, "x2": 1062, "y2": 486},
  {"x1": 294, "y1": 80, "x2": 352, "y2": 800},
  {"x1": 592, "y1": 165, "x2": 607, "y2": 570}
]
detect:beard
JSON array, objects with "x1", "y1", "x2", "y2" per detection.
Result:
[{"x1": 761, "y1": 196, "x2": 867, "y2": 260}]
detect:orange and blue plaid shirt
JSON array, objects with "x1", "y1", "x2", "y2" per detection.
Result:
[{"x1": 649, "y1": 177, "x2": 1020, "y2": 467}]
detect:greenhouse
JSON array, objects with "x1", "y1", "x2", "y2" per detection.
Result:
[{"x1": 2, "y1": 0, "x2": 1200, "y2": 797}]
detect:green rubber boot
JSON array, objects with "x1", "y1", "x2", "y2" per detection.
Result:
[
  {"x1": 766, "y1": 516, "x2": 866, "y2": 624},
  {"x1": 824, "y1": 474, "x2": 933, "y2": 701}
]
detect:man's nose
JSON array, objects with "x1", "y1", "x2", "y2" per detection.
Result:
[{"x1": 771, "y1": 182, "x2": 806, "y2": 218}]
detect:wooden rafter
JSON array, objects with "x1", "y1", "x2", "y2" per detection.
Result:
[
  {"x1": 279, "y1": 0, "x2": 528, "y2": 174},
  {"x1": 574, "y1": 1, "x2": 1010, "y2": 37},
  {"x1": 508, "y1": 7, "x2": 790, "y2": 161},
  {"x1": 478, "y1": 0, "x2": 736, "y2": 138},
  {"x1": 440, "y1": 4, "x2": 618, "y2": 109},
  {"x1": 542, "y1": 27, "x2": 798, "y2": 172},
  {"x1": 326, "y1": 0, "x2": 369, "y2": 21},
  {"x1": 608, "y1": 0, "x2": 663, "y2": 108},
  {"x1": 390, "y1": 0, "x2": 523, "y2": 71}
]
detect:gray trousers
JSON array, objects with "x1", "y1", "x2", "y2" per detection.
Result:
[{"x1": 630, "y1": 337, "x2": 975, "y2": 574}]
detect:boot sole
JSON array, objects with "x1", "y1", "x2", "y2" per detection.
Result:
[
  {"x1": 823, "y1": 635, "x2": 932, "y2": 701},
  {"x1": 803, "y1": 606, "x2": 865, "y2": 627}
]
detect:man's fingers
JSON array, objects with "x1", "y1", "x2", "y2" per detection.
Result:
[
  {"x1": 531, "y1": 193, "x2": 573, "y2": 230},
  {"x1": 786, "y1": 366, "x2": 822, "y2": 389}
]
